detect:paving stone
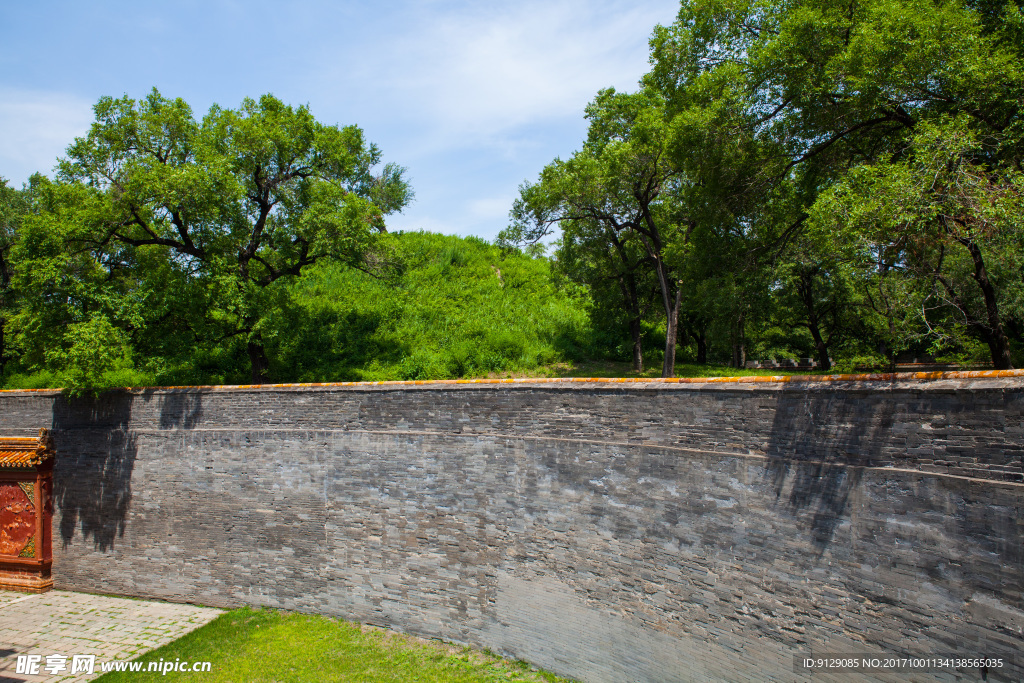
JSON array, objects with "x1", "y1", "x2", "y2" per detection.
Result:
[{"x1": 0, "y1": 590, "x2": 222, "y2": 682}]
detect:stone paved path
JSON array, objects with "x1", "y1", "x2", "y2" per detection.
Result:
[{"x1": 0, "y1": 590, "x2": 222, "y2": 682}]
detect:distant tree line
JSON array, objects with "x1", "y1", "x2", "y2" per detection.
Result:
[
  {"x1": 500, "y1": 0, "x2": 1024, "y2": 376},
  {"x1": 2, "y1": 0, "x2": 1022, "y2": 391}
]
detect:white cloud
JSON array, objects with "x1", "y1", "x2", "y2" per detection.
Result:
[
  {"x1": 386, "y1": 194, "x2": 516, "y2": 237},
  {"x1": 467, "y1": 195, "x2": 515, "y2": 220},
  {"x1": 410, "y1": 7, "x2": 632, "y2": 129},
  {"x1": 313, "y1": 0, "x2": 678, "y2": 154},
  {"x1": 0, "y1": 88, "x2": 93, "y2": 185},
  {"x1": 0, "y1": 0, "x2": 682, "y2": 240},
  {"x1": 305, "y1": 0, "x2": 680, "y2": 240}
]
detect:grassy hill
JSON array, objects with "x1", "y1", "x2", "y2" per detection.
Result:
[
  {"x1": 2, "y1": 232, "x2": 596, "y2": 389},
  {"x1": 267, "y1": 232, "x2": 593, "y2": 382}
]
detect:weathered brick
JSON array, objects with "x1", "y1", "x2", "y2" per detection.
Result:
[{"x1": 0, "y1": 378, "x2": 1020, "y2": 682}]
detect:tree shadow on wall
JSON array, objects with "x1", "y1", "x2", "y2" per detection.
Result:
[
  {"x1": 765, "y1": 459, "x2": 863, "y2": 554},
  {"x1": 148, "y1": 389, "x2": 204, "y2": 429},
  {"x1": 763, "y1": 389, "x2": 893, "y2": 553},
  {"x1": 51, "y1": 391, "x2": 137, "y2": 551}
]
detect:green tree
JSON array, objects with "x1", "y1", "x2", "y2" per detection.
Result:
[
  {"x1": 648, "y1": 0, "x2": 1024, "y2": 368},
  {"x1": 0, "y1": 177, "x2": 27, "y2": 376},
  {"x1": 771, "y1": 241, "x2": 855, "y2": 371},
  {"x1": 5, "y1": 176, "x2": 174, "y2": 392},
  {"x1": 812, "y1": 117, "x2": 1024, "y2": 368},
  {"x1": 554, "y1": 216, "x2": 656, "y2": 372},
  {"x1": 504, "y1": 89, "x2": 692, "y2": 377},
  {"x1": 56, "y1": 89, "x2": 412, "y2": 383}
]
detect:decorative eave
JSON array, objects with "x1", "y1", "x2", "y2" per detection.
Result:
[{"x1": 0, "y1": 428, "x2": 55, "y2": 468}]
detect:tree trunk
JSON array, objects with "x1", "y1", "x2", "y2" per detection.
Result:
[
  {"x1": 731, "y1": 313, "x2": 746, "y2": 368},
  {"x1": 695, "y1": 327, "x2": 708, "y2": 365},
  {"x1": 964, "y1": 240, "x2": 1014, "y2": 370},
  {"x1": 649, "y1": 254, "x2": 681, "y2": 378},
  {"x1": 633, "y1": 210, "x2": 680, "y2": 377},
  {"x1": 661, "y1": 284, "x2": 681, "y2": 377},
  {"x1": 629, "y1": 316, "x2": 644, "y2": 373},
  {"x1": 239, "y1": 256, "x2": 271, "y2": 383},
  {"x1": 616, "y1": 273, "x2": 644, "y2": 373},
  {"x1": 794, "y1": 270, "x2": 835, "y2": 370},
  {"x1": 881, "y1": 340, "x2": 896, "y2": 374},
  {"x1": 809, "y1": 324, "x2": 831, "y2": 371},
  {"x1": 731, "y1": 343, "x2": 746, "y2": 369},
  {"x1": 247, "y1": 334, "x2": 270, "y2": 384},
  {"x1": 797, "y1": 271, "x2": 832, "y2": 371}
]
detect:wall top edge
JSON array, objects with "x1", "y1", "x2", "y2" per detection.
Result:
[{"x1": 1, "y1": 368, "x2": 1022, "y2": 396}]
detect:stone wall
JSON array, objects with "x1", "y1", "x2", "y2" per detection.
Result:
[{"x1": 1, "y1": 375, "x2": 1022, "y2": 682}]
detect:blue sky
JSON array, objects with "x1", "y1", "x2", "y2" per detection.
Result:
[{"x1": 0, "y1": 0, "x2": 679, "y2": 241}]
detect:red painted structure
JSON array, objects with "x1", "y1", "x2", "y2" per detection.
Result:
[{"x1": 0, "y1": 429, "x2": 54, "y2": 592}]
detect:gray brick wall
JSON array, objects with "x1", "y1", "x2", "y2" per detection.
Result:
[{"x1": 1, "y1": 377, "x2": 1021, "y2": 682}]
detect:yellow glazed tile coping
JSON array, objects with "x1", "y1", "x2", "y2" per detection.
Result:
[
  {"x1": 1, "y1": 368, "x2": 1022, "y2": 394},
  {"x1": 0, "y1": 450, "x2": 43, "y2": 467},
  {"x1": 0, "y1": 429, "x2": 55, "y2": 467}
]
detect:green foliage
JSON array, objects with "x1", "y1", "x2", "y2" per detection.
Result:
[
  {"x1": 268, "y1": 232, "x2": 592, "y2": 382},
  {"x1": 5, "y1": 1, "x2": 1024, "y2": 384},
  {"x1": 809, "y1": 114, "x2": 1024, "y2": 367},
  {"x1": 501, "y1": 87, "x2": 701, "y2": 377},
  {"x1": 0, "y1": 176, "x2": 23, "y2": 376},
  {"x1": 0, "y1": 228, "x2": 597, "y2": 389},
  {"x1": 47, "y1": 89, "x2": 412, "y2": 384},
  {"x1": 520, "y1": 0, "x2": 1024, "y2": 371},
  {"x1": 43, "y1": 315, "x2": 136, "y2": 395}
]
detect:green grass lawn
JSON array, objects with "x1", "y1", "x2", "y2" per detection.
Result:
[{"x1": 94, "y1": 607, "x2": 569, "y2": 683}]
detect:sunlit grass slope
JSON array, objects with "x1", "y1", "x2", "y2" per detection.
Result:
[
  {"x1": 268, "y1": 232, "x2": 593, "y2": 382},
  {"x1": 94, "y1": 607, "x2": 567, "y2": 683}
]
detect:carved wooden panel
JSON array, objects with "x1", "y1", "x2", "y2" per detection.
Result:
[
  {"x1": 0, "y1": 429, "x2": 54, "y2": 592},
  {"x1": 0, "y1": 481, "x2": 36, "y2": 557}
]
